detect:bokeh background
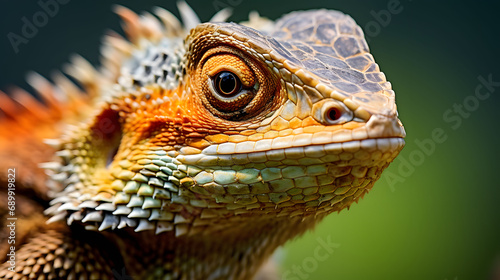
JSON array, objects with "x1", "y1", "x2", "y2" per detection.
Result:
[{"x1": 1, "y1": 0, "x2": 499, "y2": 279}]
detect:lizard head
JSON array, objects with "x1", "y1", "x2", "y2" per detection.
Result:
[{"x1": 45, "y1": 9, "x2": 405, "y2": 236}]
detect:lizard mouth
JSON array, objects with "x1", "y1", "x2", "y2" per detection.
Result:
[
  {"x1": 185, "y1": 137, "x2": 405, "y2": 165},
  {"x1": 182, "y1": 113, "x2": 407, "y2": 166}
]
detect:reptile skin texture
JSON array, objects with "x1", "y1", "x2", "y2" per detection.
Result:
[{"x1": 0, "y1": 3, "x2": 405, "y2": 279}]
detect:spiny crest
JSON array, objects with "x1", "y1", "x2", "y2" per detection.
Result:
[
  {"x1": 0, "y1": 2, "x2": 233, "y2": 128},
  {"x1": 99, "y1": 3, "x2": 234, "y2": 102}
]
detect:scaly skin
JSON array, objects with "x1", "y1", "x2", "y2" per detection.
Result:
[{"x1": 0, "y1": 3, "x2": 405, "y2": 279}]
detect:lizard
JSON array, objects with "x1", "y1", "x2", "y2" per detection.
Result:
[{"x1": 0, "y1": 2, "x2": 405, "y2": 279}]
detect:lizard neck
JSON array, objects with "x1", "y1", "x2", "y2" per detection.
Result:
[{"x1": 110, "y1": 215, "x2": 324, "y2": 279}]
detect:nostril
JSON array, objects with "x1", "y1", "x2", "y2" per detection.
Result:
[
  {"x1": 326, "y1": 107, "x2": 341, "y2": 122},
  {"x1": 312, "y1": 99, "x2": 354, "y2": 125}
]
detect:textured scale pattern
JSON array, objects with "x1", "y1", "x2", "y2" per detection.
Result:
[{"x1": 0, "y1": 3, "x2": 405, "y2": 280}]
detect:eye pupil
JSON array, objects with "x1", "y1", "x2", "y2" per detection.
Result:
[
  {"x1": 327, "y1": 107, "x2": 341, "y2": 121},
  {"x1": 215, "y1": 71, "x2": 241, "y2": 96}
]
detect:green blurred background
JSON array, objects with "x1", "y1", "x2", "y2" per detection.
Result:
[{"x1": 1, "y1": 0, "x2": 499, "y2": 279}]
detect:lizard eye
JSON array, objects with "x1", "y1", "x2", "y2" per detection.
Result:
[
  {"x1": 206, "y1": 68, "x2": 255, "y2": 114},
  {"x1": 195, "y1": 48, "x2": 277, "y2": 120},
  {"x1": 214, "y1": 71, "x2": 242, "y2": 97}
]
